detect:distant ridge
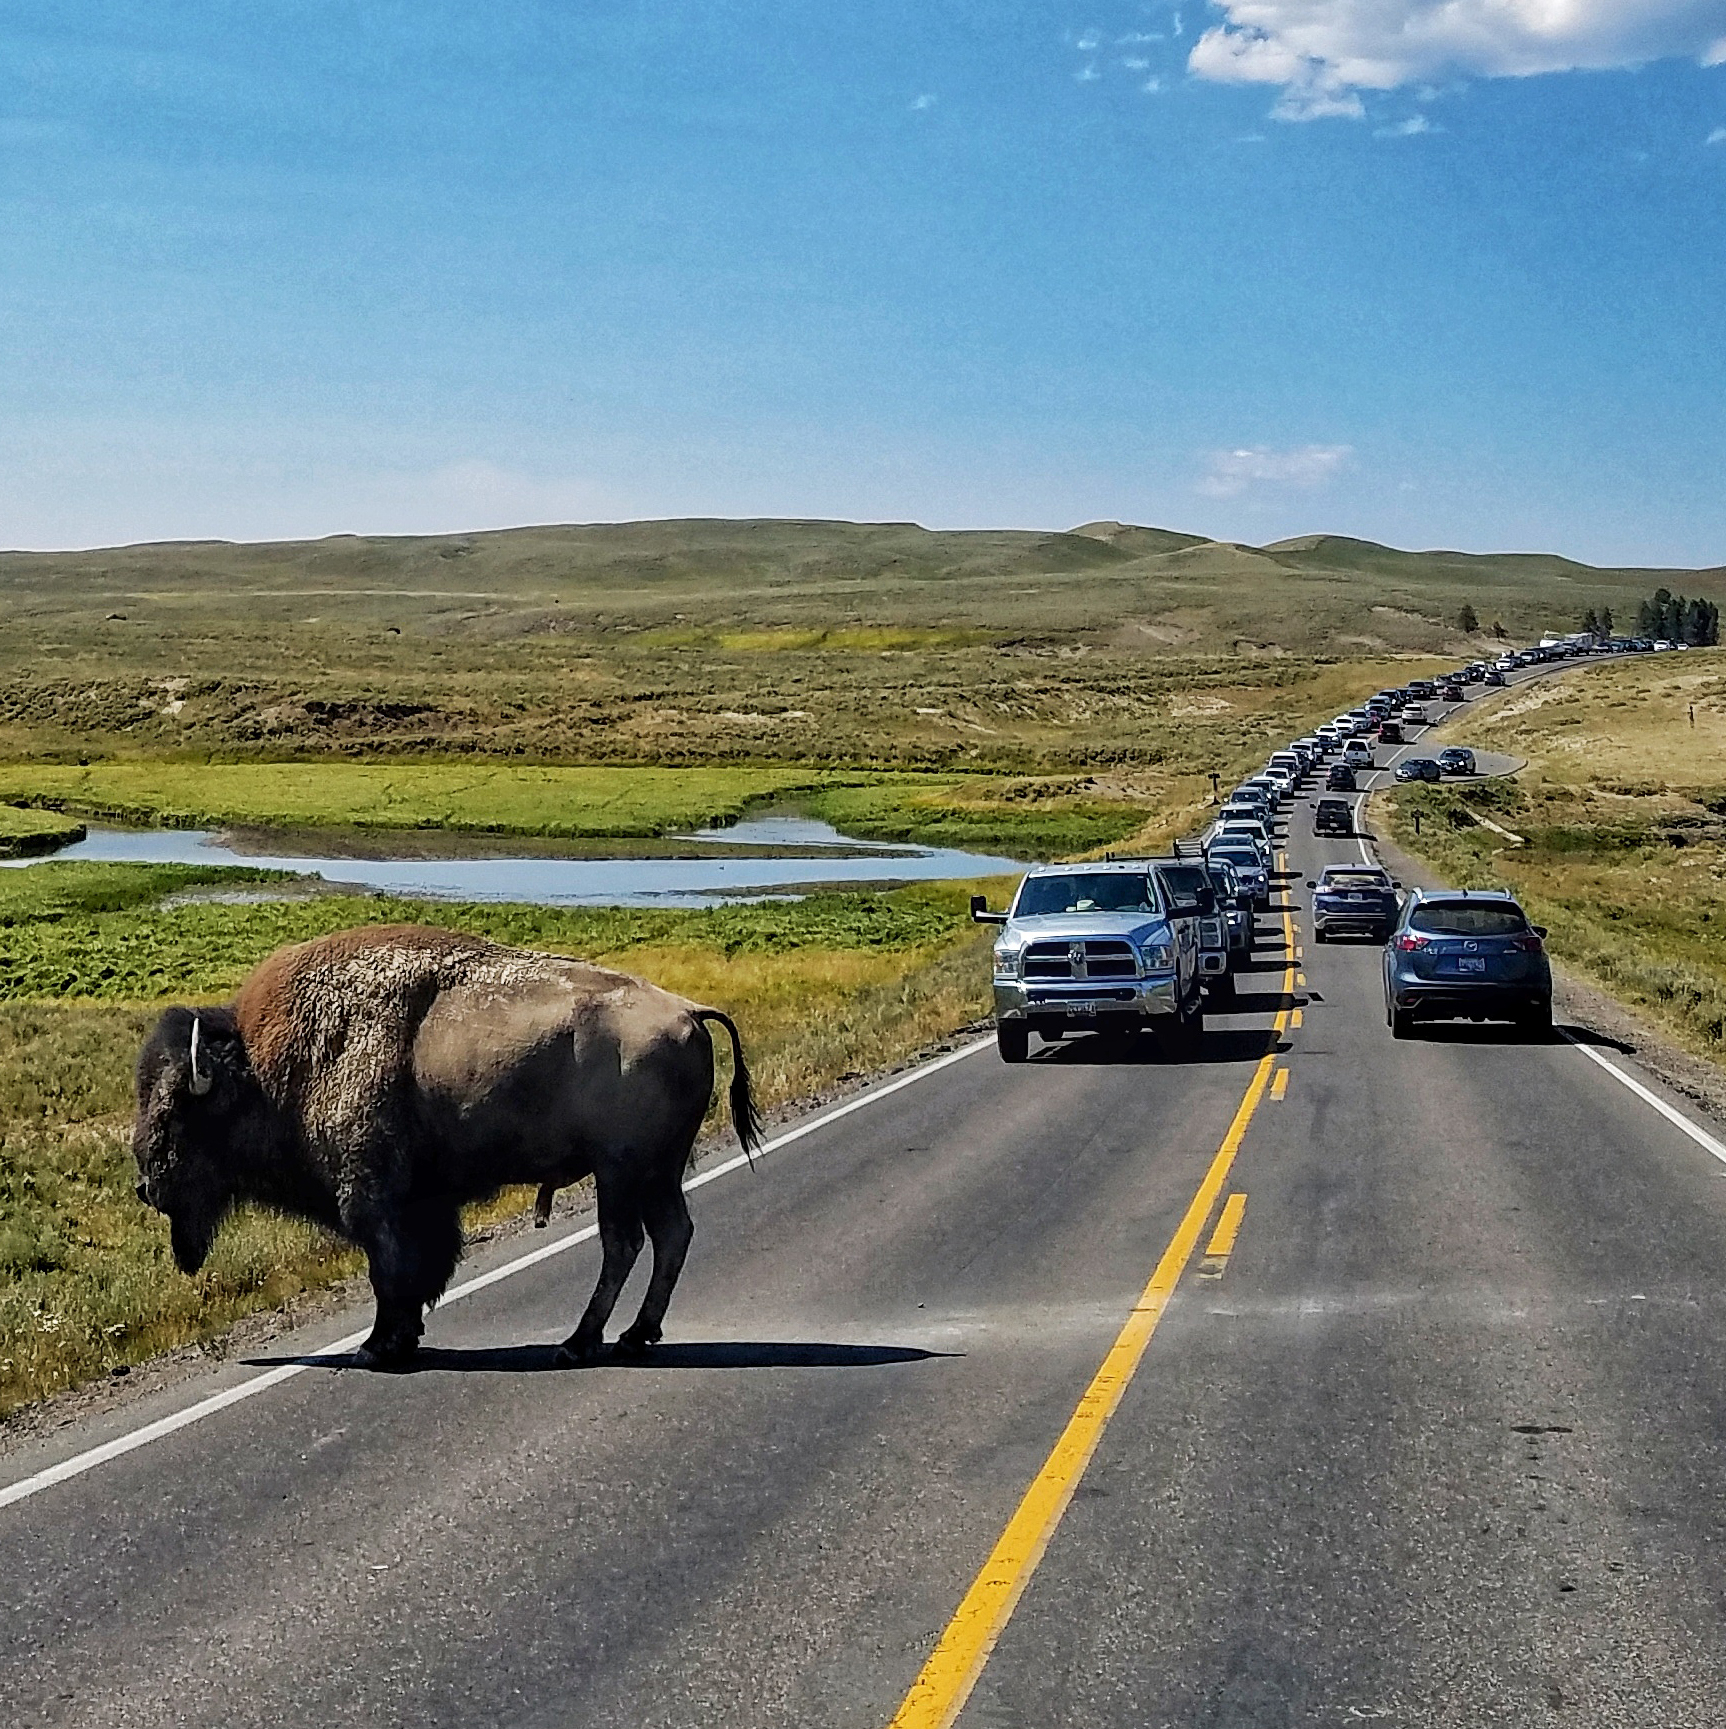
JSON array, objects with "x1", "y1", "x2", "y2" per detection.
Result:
[{"x1": 1069, "y1": 520, "x2": 1210, "y2": 557}]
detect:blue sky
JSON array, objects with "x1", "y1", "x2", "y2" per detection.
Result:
[{"x1": 3, "y1": 1, "x2": 1725, "y2": 563}]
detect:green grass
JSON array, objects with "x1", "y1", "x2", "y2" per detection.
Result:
[
  {"x1": 0, "y1": 804, "x2": 85, "y2": 857},
  {"x1": 1389, "y1": 651, "x2": 1726, "y2": 1063}
]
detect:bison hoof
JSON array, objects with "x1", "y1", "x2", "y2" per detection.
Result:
[
  {"x1": 613, "y1": 1326, "x2": 660, "y2": 1358},
  {"x1": 553, "y1": 1335, "x2": 605, "y2": 1368},
  {"x1": 354, "y1": 1336, "x2": 419, "y2": 1371}
]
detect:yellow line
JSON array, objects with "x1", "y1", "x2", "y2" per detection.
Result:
[
  {"x1": 1270, "y1": 1067, "x2": 1289, "y2": 1100},
  {"x1": 1205, "y1": 1192, "x2": 1247, "y2": 1258},
  {"x1": 886, "y1": 958, "x2": 1295, "y2": 1728}
]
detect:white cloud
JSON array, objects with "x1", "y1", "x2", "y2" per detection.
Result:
[
  {"x1": 1375, "y1": 113, "x2": 1435, "y2": 135},
  {"x1": 1189, "y1": 0, "x2": 1726, "y2": 120},
  {"x1": 911, "y1": 92, "x2": 936, "y2": 110},
  {"x1": 1076, "y1": 28, "x2": 1102, "y2": 50},
  {"x1": 1123, "y1": 55, "x2": 1153, "y2": 68},
  {"x1": 1198, "y1": 443, "x2": 1353, "y2": 497},
  {"x1": 1076, "y1": 61, "x2": 1102, "y2": 80},
  {"x1": 1710, "y1": 124, "x2": 1726, "y2": 140},
  {"x1": 1144, "y1": 75, "x2": 1167, "y2": 90},
  {"x1": 1119, "y1": 30, "x2": 1166, "y2": 42}
]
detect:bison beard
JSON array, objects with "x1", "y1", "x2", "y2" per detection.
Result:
[{"x1": 133, "y1": 926, "x2": 760, "y2": 1369}]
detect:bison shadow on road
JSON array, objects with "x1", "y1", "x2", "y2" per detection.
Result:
[{"x1": 243, "y1": 1340, "x2": 955, "y2": 1374}]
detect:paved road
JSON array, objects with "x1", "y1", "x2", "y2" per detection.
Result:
[{"x1": 9, "y1": 657, "x2": 1726, "y2": 1726}]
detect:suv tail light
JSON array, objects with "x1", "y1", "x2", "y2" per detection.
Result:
[
  {"x1": 1508, "y1": 933, "x2": 1544, "y2": 953},
  {"x1": 1394, "y1": 933, "x2": 1429, "y2": 952}
]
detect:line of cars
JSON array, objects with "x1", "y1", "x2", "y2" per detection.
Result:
[
  {"x1": 1232, "y1": 677, "x2": 1553, "y2": 1038},
  {"x1": 972, "y1": 653, "x2": 1568, "y2": 1058}
]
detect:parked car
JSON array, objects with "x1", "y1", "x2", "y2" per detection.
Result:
[
  {"x1": 1395, "y1": 757, "x2": 1443, "y2": 783},
  {"x1": 1437, "y1": 747, "x2": 1476, "y2": 775},
  {"x1": 1312, "y1": 798, "x2": 1354, "y2": 837},
  {"x1": 1382, "y1": 888, "x2": 1551, "y2": 1035},
  {"x1": 974, "y1": 862, "x2": 1202, "y2": 1060},
  {"x1": 1325, "y1": 762, "x2": 1358, "y2": 792},
  {"x1": 1309, "y1": 865, "x2": 1399, "y2": 942}
]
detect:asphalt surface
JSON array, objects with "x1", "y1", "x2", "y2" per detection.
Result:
[{"x1": 9, "y1": 659, "x2": 1726, "y2": 1726}]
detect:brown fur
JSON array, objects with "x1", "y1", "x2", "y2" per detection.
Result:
[{"x1": 135, "y1": 924, "x2": 759, "y2": 1368}]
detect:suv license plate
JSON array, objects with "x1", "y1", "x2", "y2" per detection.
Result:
[{"x1": 1457, "y1": 957, "x2": 1486, "y2": 973}]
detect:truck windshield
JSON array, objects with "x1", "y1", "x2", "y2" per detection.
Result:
[{"x1": 1016, "y1": 873, "x2": 1159, "y2": 916}]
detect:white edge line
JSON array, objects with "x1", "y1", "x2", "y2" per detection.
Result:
[
  {"x1": 1562, "y1": 1034, "x2": 1726, "y2": 1167},
  {"x1": 0, "y1": 1036, "x2": 993, "y2": 1514}
]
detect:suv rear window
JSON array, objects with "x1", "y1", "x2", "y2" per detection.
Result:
[
  {"x1": 1017, "y1": 873, "x2": 1159, "y2": 916},
  {"x1": 1408, "y1": 902, "x2": 1528, "y2": 937}
]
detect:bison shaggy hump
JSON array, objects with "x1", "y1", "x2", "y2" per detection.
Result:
[{"x1": 133, "y1": 924, "x2": 759, "y2": 1368}]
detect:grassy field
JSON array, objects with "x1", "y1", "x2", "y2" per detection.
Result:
[
  {"x1": 0, "y1": 865, "x2": 1000, "y2": 1416},
  {"x1": 3, "y1": 517, "x2": 1720, "y2": 771},
  {"x1": 0, "y1": 656, "x2": 1455, "y2": 860},
  {"x1": 1387, "y1": 652, "x2": 1726, "y2": 1064}
]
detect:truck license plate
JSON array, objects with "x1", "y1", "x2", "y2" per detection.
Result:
[{"x1": 1064, "y1": 1001, "x2": 1099, "y2": 1017}]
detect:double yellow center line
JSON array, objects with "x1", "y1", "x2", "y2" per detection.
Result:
[{"x1": 886, "y1": 909, "x2": 1299, "y2": 1727}]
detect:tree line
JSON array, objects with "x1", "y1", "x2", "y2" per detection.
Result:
[{"x1": 1626, "y1": 588, "x2": 1719, "y2": 646}]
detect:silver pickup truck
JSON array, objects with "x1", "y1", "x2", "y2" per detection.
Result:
[{"x1": 971, "y1": 859, "x2": 1206, "y2": 1062}]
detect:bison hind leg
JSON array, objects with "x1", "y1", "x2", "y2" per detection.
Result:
[
  {"x1": 533, "y1": 1182, "x2": 557, "y2": 1228},
  {"x1": 616, "y1": 1182, "x2": 694, "y2": 1357}
]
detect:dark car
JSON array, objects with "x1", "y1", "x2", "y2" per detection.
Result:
[
  {"x1": 1383, "y1": 889, "x2": 1551, "y2": 1035},
  {"x1": 1325, "y1": 762, "x2": 1357, "y2": 792},
  {"x1": 1309, "y1": 864, "x2": 1399, "y2": 942},
  {"x1": 1437, "y1": 746, "x2": 1476, "y2": 775},
  {"x1": 1394, "y1": 757, "x2": 1443, "y2": 783},
  {"x1": 1205, "y1": 858, "x2": 1254, "y2": 968},
  {"x1": 1439, "y1": 682, "x2": 1466, "y2": 703},
  {"x1": 1312, "y1": 798, "x2": 1353, "y2": 837},
  {"x1": 1483, "y1": 668, "x2": 1506, "y2": 685},
  {"x1": 1377, "y1": 719, "x2": 1404, "y2": 744}
]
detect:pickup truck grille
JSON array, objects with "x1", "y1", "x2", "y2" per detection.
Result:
[{"x1": 1022, "y1": 939, "x2": 1138, "y2": 981}]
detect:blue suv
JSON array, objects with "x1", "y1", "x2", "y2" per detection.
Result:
[{"x1": 1383, "y1": 889, "x2": 1552, "y2": 1036}]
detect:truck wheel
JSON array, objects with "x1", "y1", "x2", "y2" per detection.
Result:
[
  {"x1": 1389, "y1": 1006, "x2": 1415, "y2": 1039},
  {"x1": 1208, "y1": 970, "x2": 1236, "y2": 1001},
  {"x1": 997, "y1": 1023, "x2": 1030, "y2": 1063}
]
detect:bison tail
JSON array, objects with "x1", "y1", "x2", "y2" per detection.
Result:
[{"x1": 694, "y1": 1009, "x2": 762, "y2": 1166}]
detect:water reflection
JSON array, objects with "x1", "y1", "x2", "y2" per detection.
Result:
[{"x1": 9, "y1": 817, "x2": 1022, "y2": 908}]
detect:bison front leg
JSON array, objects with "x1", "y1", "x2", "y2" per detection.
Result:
[
  {"x1": 354, "y1": 1196, "x2": 463, "y2": 1370},
  {"x1": 554, "y1": 1175, "x2": 644, "y2": 1367},
  {"x1": 615, "y1": 1183, "x2": 694, "y2": 1357}
]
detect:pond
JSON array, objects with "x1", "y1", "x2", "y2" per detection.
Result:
[{"x1": 7, "y1": 816, "x2": 1023, "y2": 908}]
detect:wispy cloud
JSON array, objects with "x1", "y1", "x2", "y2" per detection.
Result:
[
  {"x1": 1075, "y1": 28, "x2": 1101, "y2": 51},
  {"x1": 1076, "y1": 62, "x2": 1102, "y2": 81},
  {"x1": 1118, "y1": 30, "x2": 1165, "y2": 43},
  {"x1": 1709, "y1": 125, "x2": 1726, "y2": 144},
  {"x1": 910, "y1": 93, "x2": 936, "y2": 110},
  {"x1": 1198, "y1": 443, "x2": 1353, "y2": 497},
  {"x1": 1189, "y1": 0, "x2": 1726, "y2": 121},
  {"x1": 1143, "y1": 75, "x2": 1166, "y2": 92},
  {"x1": 1375, "y1": 114, "x2": 1435, "y2": 137},
  {"x1": 1122, "y1": 56, "x2": 1152, "y2": 70}
]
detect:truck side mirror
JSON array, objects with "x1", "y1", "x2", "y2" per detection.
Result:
[{"x1": 970, "y1": 894, "x2": 1007, "y2": 925}]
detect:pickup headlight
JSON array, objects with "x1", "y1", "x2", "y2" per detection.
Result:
[
  {"x1": 1138, "y1": 940, "x2": 1176, "y2": 972},
  {"x1": 993, "y1": 944, "x2": 1022, "y2": 980}
]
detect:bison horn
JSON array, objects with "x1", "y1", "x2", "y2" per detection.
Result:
[{"x1": 188, "y1": 1016, "x2": 214, "y2": 1097}]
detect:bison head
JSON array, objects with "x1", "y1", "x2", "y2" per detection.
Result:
[{"x1": 134, "y1": 1006, "x2": 260, "y2": 1274}]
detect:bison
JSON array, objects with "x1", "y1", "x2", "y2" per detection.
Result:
[{"x1": 133, "y1": 924, "x2": 760, "y2": 1368}]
